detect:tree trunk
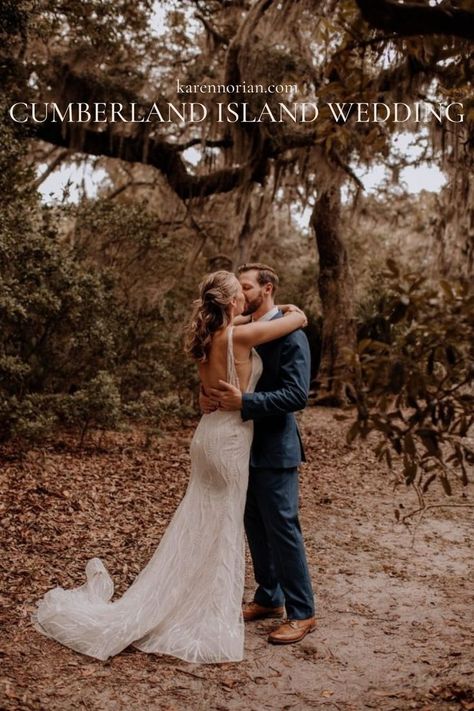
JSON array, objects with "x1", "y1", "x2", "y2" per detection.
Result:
[{"x1": 310, "y1": 184, "x2": 357, "y2": 406}]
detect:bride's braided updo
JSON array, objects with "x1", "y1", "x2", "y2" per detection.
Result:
[{"x1": 186, "y1": 270, "x2": 241, "y2": 362}]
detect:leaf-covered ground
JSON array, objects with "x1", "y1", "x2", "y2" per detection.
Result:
[{"x1": 1, "y1": 408, "x2": 473, "y2": 710}]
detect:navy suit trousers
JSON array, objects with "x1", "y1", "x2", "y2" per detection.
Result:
[{"x1": 244, "y1": 466, "x2": 315, "y2": 619}]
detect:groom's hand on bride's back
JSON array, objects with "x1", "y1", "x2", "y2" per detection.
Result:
[
  {"x1": 208, "y1": 381, "x2": 243, "y2": 411},
  {"x1": 199, "y1": 387, "x2": 219, "y2": 414}
]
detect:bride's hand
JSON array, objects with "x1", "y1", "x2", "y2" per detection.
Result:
[{"x1": 278, "y1": 304, "x2": 308, "y2": 328}]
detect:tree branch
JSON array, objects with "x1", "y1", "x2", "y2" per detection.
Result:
[
  {"x1": 33, "y1": 122, "x2": 255, "y2": 200},
  {"x1": 195, "y1": 13, "x2": 229, "y2": 46},
  {"x1": 105, "y1": 180, "x2": 157, "y2": 200},
  {"x1": 355, "y1": 0, "x2": 474, "y2": 41},
  {"x1": 331, "y1": 148, "x2": 365, "y2": 191}
]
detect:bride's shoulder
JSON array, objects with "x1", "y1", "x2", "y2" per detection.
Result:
[{"x1": 211, "y1": 326, "x2": 230, "y2": 343}]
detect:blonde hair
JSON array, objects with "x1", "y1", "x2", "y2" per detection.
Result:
[{"x1": 186, "y1": 271, "x2": 240, "y2": 361}]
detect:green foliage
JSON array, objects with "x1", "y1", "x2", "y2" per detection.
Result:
[
  {"x1": 30, "y1": 0, "x2": 155, "y2": 70},
  {"x1": 63, "y1": 195, "x2": 201, "y2": 400},
  {"x1": 0, "y1": 186, "x2": 201, "y2": 442},
  {"x1": 124, "y1": 392, "x2": 195, "y2": 442},
  {"x1": 0, "y1": 197, "x2": 198, "y2": 443},
  {"x1": 347, "y1": 262, "x2": 473, "y2": 502},
  {"x1": 0, "y1": 212, "x2": 122, "y2": 441},
  {"x1": 0, "y1": 100, "x2": 197, "y2": 443},
  {"x1": 59, "y1": 370, "x2": 122, "y2": 433}
]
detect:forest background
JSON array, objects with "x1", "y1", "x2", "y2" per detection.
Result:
[{"x1": 1, "y1": 0, "x2": 473, "y2": 515}]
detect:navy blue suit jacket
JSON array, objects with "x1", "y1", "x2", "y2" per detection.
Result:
[{"x1": 241, "y1": 312, "x2": 310, "y2": 469}]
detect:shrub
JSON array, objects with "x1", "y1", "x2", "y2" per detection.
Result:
[{"x1": 346, "y1": 261, "x2": 473, "y2": 507}]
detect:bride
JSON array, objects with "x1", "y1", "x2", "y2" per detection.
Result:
[{"x1": 32, "y1": 270, "x2": 306, "y2": 664}]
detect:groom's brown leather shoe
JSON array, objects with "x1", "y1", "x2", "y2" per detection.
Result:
[
  {"x1": 268, "y1": 617, "x2": 316, "y2": 644},
  {"x1": 242, "y1": 602, "x2": 285, "y2": 622}
]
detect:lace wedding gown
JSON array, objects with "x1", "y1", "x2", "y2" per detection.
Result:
[{"x1": 32, "y1": 329, "x2": 262, "y2": 664}]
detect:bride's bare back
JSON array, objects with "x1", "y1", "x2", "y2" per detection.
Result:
[{"x1": 199, "y1": 327, "x2": 252, "y2": 393}]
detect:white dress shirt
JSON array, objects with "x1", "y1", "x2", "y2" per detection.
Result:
[{"x1": 254, "y1": 306, "x2": 279, "y2": 322}]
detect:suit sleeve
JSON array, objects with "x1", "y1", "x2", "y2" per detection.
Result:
[{"x1": 241, "y1": 330, "x2": 311, "y2": 421}]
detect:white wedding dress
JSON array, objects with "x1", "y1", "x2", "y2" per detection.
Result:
[{"x1": 32, "y1": 328, "x2": 262, "y2": 664}]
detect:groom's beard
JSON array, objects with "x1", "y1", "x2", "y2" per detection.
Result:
[{"x1": 243, "y1": 294, "x2": 264, "y2": 316}]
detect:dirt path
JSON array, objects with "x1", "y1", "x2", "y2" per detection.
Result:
[{"x1": 1, "y1": 408, "x2": 472, "y2": 710}]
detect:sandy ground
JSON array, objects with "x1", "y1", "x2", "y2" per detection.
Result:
[{"x1": 1, "y1": 408, "x2": 473, "y2": 710}]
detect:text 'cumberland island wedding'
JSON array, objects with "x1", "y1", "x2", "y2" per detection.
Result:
[{"x1": 9, "y1": 101, "x2": 465, "y2": 124}]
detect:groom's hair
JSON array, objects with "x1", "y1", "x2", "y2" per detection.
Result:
[{"x1": 237, "y1": 263, "x2": 279, "y2": 294}]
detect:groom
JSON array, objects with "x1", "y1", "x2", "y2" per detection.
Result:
[{"x1": 207, "y1": 263, "x2": 315, "y2": 644}]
